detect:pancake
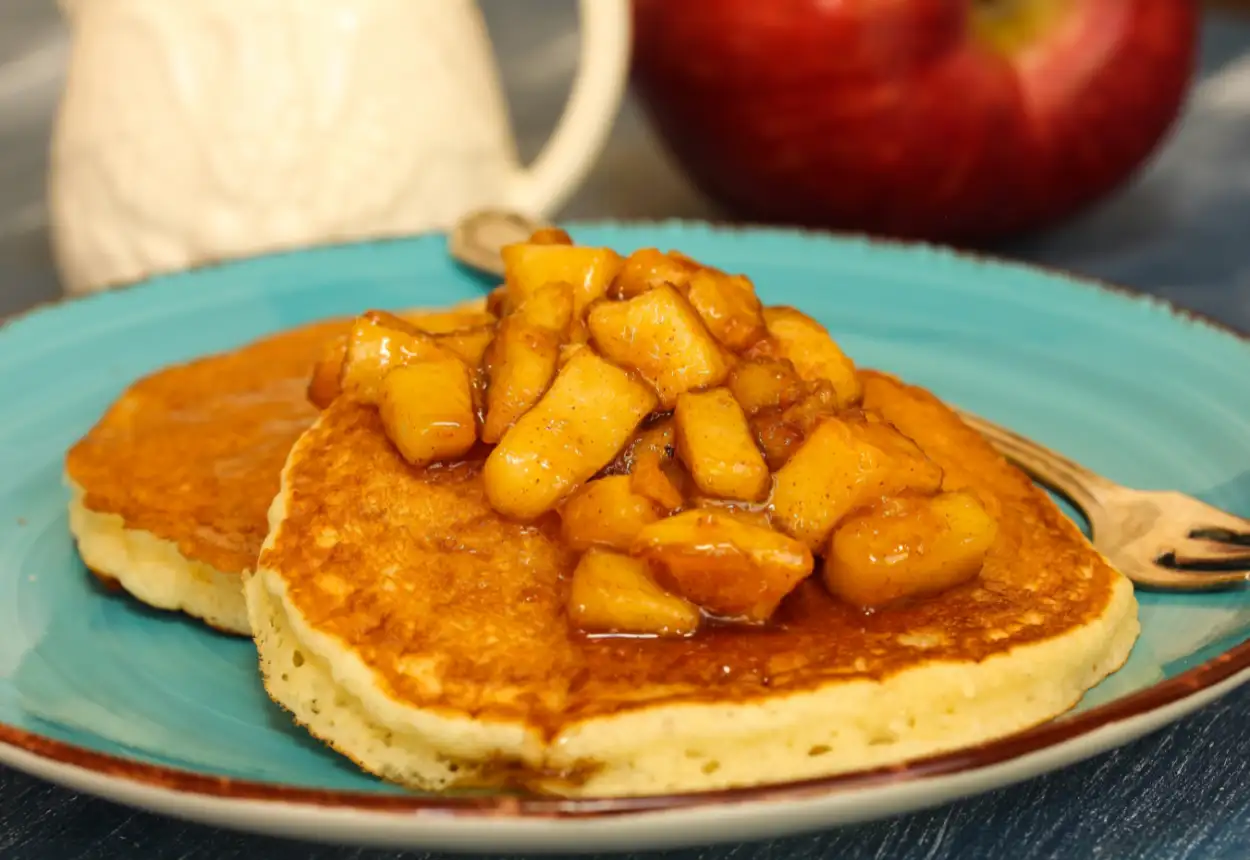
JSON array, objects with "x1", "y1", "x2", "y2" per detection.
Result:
[
  {"x1": 65, "y1": 320, "x2": 343, "y2": 634},
  {"x1": 247, "y1": 369, "x2": 1139, "y2": 797}
]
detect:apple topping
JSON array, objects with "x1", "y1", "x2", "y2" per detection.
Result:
[
  {"x1": 560, "y1": 475, "x2": 660, "y2": 552},
  {"x1": 311, "y1": 227, "x2": 998, "y2": 636},
  {"x1": 378, "y1": 358, "x2": 478, "y2": 467},
  {"x1": 726, "y1": 357, "x2": 807, "y2": 415},
  {"x1": 340, "y1": 310, "x2": 455, "y2": 405},
  {"x1": 674, "y1": 387, "x2": 770, "y2": 503},
  {"x1": 633, "y1": 510, "x2": 813, "y2": 623},
  {"x1": 587, "y1": 284, "x2": 731, "y2": 408},
  {"x1": 758, "y1": 306, "x2": 862, "y2": 408},
  {"x1": 627, "y1": 419, "x2": 688, "y2": 514},
  {"x1": 823, "y1": 491, "x2": 997, "y2": 608},
  {"x1": 501, "y1": 243, "x2": 622, "y2": 324},
  {"x1": 611, "y1": 247, "x2": 698, "y2": 299},
  {"x1": 568, "y1": 549, "x2": 700, "y2": 637},
  {"x1": 483, "y1": 350, "x2": 658, "y2": 521}
]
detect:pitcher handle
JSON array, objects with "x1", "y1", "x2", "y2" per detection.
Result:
[{"x1": 507, "y1": 0, "x2": 630, "y2": 218}]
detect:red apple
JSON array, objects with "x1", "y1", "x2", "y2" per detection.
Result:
[{"x1": 631, "y1": 0, "x2": 1198, "y2": 243}]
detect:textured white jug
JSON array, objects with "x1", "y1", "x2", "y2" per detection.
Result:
[{"x1": 49, "y1": 0, "x2": 630, "y2": 295}]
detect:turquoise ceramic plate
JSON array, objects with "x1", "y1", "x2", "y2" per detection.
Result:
[{"x1": 1, "y1": 223, "x2": 1249, "y2": 852}]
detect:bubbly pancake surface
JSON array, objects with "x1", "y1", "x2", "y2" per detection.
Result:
[
  {"x1": 254, "y1": 369, "x2": 1137, "y2": 794},
  {"x1": 67, "y1": 319, "x2": 342, "y2": 579}
]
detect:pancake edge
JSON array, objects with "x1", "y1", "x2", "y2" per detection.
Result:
[
  {"x1": 246, "y1": 414, "x2": 1141, "y2": 798},
  {"x1": 67, "y1": 477, "x2": 251, "y2": 636}
]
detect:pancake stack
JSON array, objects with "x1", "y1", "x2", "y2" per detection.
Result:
[{"x1": 66, "y1": 241, "x2": 1139, "y2": 798}]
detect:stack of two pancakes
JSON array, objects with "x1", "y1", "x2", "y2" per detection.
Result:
[{"x1": 65, "y1": 309, "x2": 1138, "y2": 797}]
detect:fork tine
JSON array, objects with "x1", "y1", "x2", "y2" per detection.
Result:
[
  {"x1": 1188, "y1": 527, "x2": 1250, "y2": 547},
  {"x1": 1167, "y1": 538, "x2": 1250, "y2": 568}
]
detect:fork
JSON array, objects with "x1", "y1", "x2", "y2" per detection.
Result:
[
  {"x1": 955, "y1": 412, "x2": 1250, "y2": 591},
  {"x1": 447, "y1": 209, "x2": 1250, "y2": 591}
]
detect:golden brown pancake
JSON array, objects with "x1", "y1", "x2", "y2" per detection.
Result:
[
  {"x1": 247, "y1": 369, "x2": 1139, "y2": 797},
  {"x1": 66, "y1": 319, "x2": 343, "y2": 634}
]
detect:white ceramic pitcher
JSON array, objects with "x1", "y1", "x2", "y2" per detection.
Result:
[{"x1": 49, "y1": 0, "x2": 630, "y2": 295}]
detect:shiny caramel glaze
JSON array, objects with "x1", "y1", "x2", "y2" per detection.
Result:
[
  {"x1": 262, "y1": 369, "x2": 1119, "y2": 728},
  {"x1": 66, "y1": 320, "x2": 344, "y2": 575}
]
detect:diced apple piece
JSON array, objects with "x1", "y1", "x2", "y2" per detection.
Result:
[
  {"x1": 858, "y1": 371, "x2": 988, "y2": 497},
  {"x1": 633, "y1": 510, "x2": 813, "y2": 622},
  {"x1": 307, "y1": 333, "x2": 348, "y2": 409},
  {"x1": 481, "y1": 318, "x2": 560, "y2": 444},
  {"x1": 762, "y1": 306, "x2": 861, "y2": 407},
  {"x1": 587, "y1": 284, "x2": 730, "y2": 407},
  {"x1": 568, "y1": 549, "x2": 699, "y2": 637},
  {"x1": 674, "y1": 388, "x2": 770, "y2": 502},
  {"x1": 611, "y1": 248, "x2": 697, "y2": 299},
  {"x1": 685, "y1": 268, "x2": 767, "y2": 351},
  {"x1": 823, "y1": 491, "x2": 997, "y2": 608},
  {"x1": 628, "y1": 420, "x2": 686, "y2": 513},
  {"x1": 484, "y1": 351, "x2": 658, "y2": 520},
  {"x1": 501, "y1": 243, "x2": 623, "y2": 319},
  {"x1": 378, "y1": 358, "x2": 477, "y2": 467},
  {"x1": 771, "y1": 419, "x2": 878, "y2": 551},
  {"x1": 772, "y1": 416, "x2": 944, "y2": 551},
  {"x1": 340, "y1": 311, "x2": 453, "y2": 405},
  {"x1": 851, "y1": 418, "x2": 944, "y2": 498},
  {"x1": 516, "y1": 281, "x2": 574, "y2": 336},
  {"x1": 434, "y1": 325, "x2": 494, "y2": 368},
  {"x1": 529, "y1": 226, "x2": 573, "y2": 246},
  {"x1": 561, "y1": 476, "x2": 659, "y2": 551},
  {"x1": 726, "y1": 358, "x2": 807, "y2": 415}
]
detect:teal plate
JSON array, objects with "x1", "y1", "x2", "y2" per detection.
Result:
[{"x1": 1, "y1": 223, "x2": 1249, "y2": 852}]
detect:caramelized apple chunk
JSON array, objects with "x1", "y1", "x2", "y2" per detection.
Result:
[
  {"x1": 823, "y1": 491, "x2": 997, "y2": 608},
  {"x1": 674, "y1": 388, "x2": 770, "y2": 502},
  {"x1": 481, "y1": 319, "x2": 560, "y2": 443},
  {"x1": 587, "y1": 284, "x2": 730, "y2": 408},
  {"x1": 340, "y1": 311, "x2": 453, "y2": 405},
  {"x1": 851, "y1": 418, "x2": 944, "y2": 497},
  {"x1": 501, "y1": 243, "x2": 623, "y2": 320},
  {"x1": 611, "y1": 248, "x2": 697, "y2": 299},
  {"x1": 633, "y1": 510, "x2": 813, "y2": 622},
  {"x1": 307, "y1": 333, "x2": 348, "y2": 409},
  {"x1": 568, "y1": 549, "x2": 699, "y2": 637},
  {"x1": 484, "y1": 351, "x2": 658, "y2": 520},
  {"x1": 771, "y1": 416, "x2": 942, "y2": 551},
  {"x1": 481, "y1": 282, "x2": 576, "y2": 443},
  {"x1": 685, "y1": 268, "x2": 767, "y2": 351},
  {"x1": 561, "y1": 476, "x2": 659, "y2": 551},
  {"x1": 434, "y1": 324, "x2": 495, "y2": 368},
  {"x1": 628, "y1": 419, "x2": 687, "y2": 513},
  {"x1": 760, "y1": 307, "x2": 861, "y2": 408},
  {"x1": 378, "y1": 358, "x2": 477, "y2": 467},
  {"x1": 727, "y1": 358, "x2": 807, "y2": 415},
  {"x1": 528, "y1": 226, "x2": 573, "y2": 246},
  {"x1": 515, "y1": 281, "x2": 575, "y2": 336}
]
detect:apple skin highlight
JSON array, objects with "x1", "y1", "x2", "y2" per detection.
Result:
[{"x1": 631, "y1": 0, "x2": 1198, "y2": 243}]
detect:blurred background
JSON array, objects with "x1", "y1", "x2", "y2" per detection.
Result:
[{"x1": 2, "y1": 0, "x2": 1250, "y2": 323}]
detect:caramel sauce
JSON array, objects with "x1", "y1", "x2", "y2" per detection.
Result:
[{"x1": 261, "y1": 370, "x2": 1117, "y2": 731}]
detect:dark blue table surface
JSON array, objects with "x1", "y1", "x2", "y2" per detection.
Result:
[{"x1": 2, "y1": 5, "x2": 1250, "y2": 859}]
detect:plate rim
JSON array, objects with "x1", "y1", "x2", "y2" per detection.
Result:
[{"x1": 3, "y1": 218, "x2": 1250, "y2": 823}]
